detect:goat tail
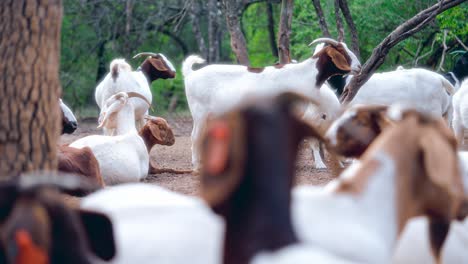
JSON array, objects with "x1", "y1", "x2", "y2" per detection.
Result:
[
  {"x1": 110, "y1": 59, "x2": 132, "y2": 81},
  {"x1": 182, "y1": 55, "x2": 205, "y2": 77},
  {"x1": 441, "y1": 76, "x2": 456, "y2": 95}
]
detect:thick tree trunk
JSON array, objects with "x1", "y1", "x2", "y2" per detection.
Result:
[
  {"x1": 266, "y1": 2, "x2": 279, "y2": 58},
  {"x1": 340, "y1": 0, "x2": 467, "y2": 103},
  {"x1": 338, "y1": 0, "x2": 360, "y2": 58},
  {"x1": 208, "y1": 0, "x2": 221, "y2": 62},
  {"x1": 278, "y1": 0, "x2": 294, "y2": 64},
  {"x1": 222, "y1": 0, "x2": 250, "y2": 65},
  {"x1": 311, "y1": 0, "x2": 331, "y2": 37},
  {"x1": 0, "y1": 0, "x2": 62, "y2": 178}
]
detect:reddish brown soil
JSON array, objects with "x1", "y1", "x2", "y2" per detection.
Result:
[{"x1": 60, "y1": 116, "x2": 337, "y2": 196}]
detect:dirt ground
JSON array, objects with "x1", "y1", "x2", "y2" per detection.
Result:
[{"x1": 60, "y1": 115, "x2": 340, "y2": 196}]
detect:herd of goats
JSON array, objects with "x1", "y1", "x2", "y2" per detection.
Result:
[{"x1": 2, "y1": 37, "x2": 468, "y2": 263}]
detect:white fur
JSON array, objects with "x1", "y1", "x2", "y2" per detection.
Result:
[
  {"x1": 393, "y1": 151, "x2": 468, "y2": 264},
  {"x1": 59, "y1": 99, "x2": 77, "y2": 124},
  {"x1": 81, "y1": 183, "x2": 224, "y2": 264},
  {"x1": 348, "y1": 68, "x2": 455, "y2": 124},
  {"x1": 95, "y1": 59, "x2": 152, "y2": 135},
  {"x1": 452, "y1": 79, "x2": 468, "y2": 144},
  {"x1": 292, "y1": 151, "x2": 397, "y2": 263},
  {"x1": 183, "y1": 42, "x2": 360, "y2": 170},
  {"x1": 302, "y1": 84, "x2": 341, "y2": 169},
  {"x1": 70, "y1": 93, "x2": 148, "y2": 185}
]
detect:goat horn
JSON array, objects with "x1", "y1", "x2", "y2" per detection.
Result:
[
  {"x1": 308, "y1": 38, "x2": 340, "y2": 47},
  {"x1": 133, "y1": 52, "x2": 159, "y2": 59},
  {"x1": 126, "y1": 92, "x2": 152, "y2": 107}
]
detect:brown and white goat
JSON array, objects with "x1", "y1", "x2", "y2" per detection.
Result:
[
  {"x1": 293, "y1": 106, "x2": 468, "y2": 264},
  {"x1": 0, "y1": 173, "x2": 115, "y2": 264}
]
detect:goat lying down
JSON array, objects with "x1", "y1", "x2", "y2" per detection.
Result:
[
  {"x1": 293, "y1": 105, "x2": 468, "y2": 263},
  {"x1": 325, "y1": 104, "x2": 468, "y2": 263},
  {"x1": 95, "y1": 53, "x2": 175, "y2": 135},
  {"x1": 60, "y1": 99, "x2": 78, "y2": 134},
  {"x1": 70, "y1": 92, "x2": 150, "y2": 185},
  {"x1": 183, "y1": 38, "x2": 361, "y2": 170},
  {"x1": 0, "y1": 173, "x2": 115, "y2": 264}
]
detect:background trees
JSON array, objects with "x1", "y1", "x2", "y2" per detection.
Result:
[{"x1": 59, "y1": 0, "x2": 468, "y2": 113}]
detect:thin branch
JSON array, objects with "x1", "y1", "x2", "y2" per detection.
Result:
[
  {"x1": 437, "y1": 29, "x2": 448, "y2": 71},
  {"x1": 334, "y1": 0, "x2": 344, "y2": 41},
  {"x1": 450, "y1": 32, "x2": 468, "y2": 51},
  {"x1": 311, "y1": 0, "x2": 331, "y2": 37}
]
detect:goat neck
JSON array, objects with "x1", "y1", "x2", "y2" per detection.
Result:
[
  {"x1": 332, "y1": 113, "x2": 463, "y2": 261},
  {"x1": 114, "y1": 103, "x2": 137, "y2": 135}
]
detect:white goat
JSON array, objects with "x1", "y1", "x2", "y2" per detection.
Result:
[
  {"x1": 302, "y1": 83, "x2": 341, "y2": 169},
  {"x1": 452, "y1": 79, "x2": 468, "y2": 144},
  {"x1": 70, "y1": 92, "x2": 149, "y2": 185},
  {"x1": 81, "y1": 183, "x2": 224, "y2": 264},
  {"x1": 183, "y1": 38, "x2": 361, "y2": 170},
  {"x1": 292, "y1": 106, "x2": 467, "y2": 263},
  {"x1": 95, "y1": 53, "x2": 176, "y2": 135}
]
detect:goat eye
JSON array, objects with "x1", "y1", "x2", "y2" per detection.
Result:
[{"x1": 321, "y1": 114, "x2": 327, "y2": 120}]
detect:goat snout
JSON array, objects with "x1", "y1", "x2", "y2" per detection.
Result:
[{"x1": 62, "y1": 121, "x2": 78, "y2": 134}]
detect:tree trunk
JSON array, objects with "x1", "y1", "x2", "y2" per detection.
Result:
[
  {"x1": 222, "y1": 0, "x2": 250, "y2": 65},
  {"x1": 0, "y1": 0, "x2": 62, "y2": 178},
  {"x1": 208, "y1": 0, "x2": 221, "y2": 62},
  {"x1": 338, "y1": 0, "x2": 360, "y2": 58},
  {"x1": 278, "y1": 0, "x2": 294, "y2": 64},
  {"x1": 266, "y1": 2, "x2": 279, "y2": 58},
  {"x1": 340, "y1": 0, "x2": 467, "y2": 104},
  {"x1": 190, "y1": 0, "x2": 208, "y2": 59},
  {"x1": 311, "y1": 0, "x2": 331, "y2": 37},
  {"x1": 334, "y1": 0, "x2": 345, "y2": 42}
]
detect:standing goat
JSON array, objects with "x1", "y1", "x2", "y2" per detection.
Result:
[
  {"x1": 95, "y1": 53, "x2": 176, "y2": 135},
  {"x1": 452, "y1": 79, "x2": 468, "y2": 144},
  {"x1": 70, "y1": 92, "x2": 150, "y2": 185},
  {"x1": 183, "y1": 38, "x2": 361, "y2": 170}
]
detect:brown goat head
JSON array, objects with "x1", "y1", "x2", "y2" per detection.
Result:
[
  {"x1": 325, "y1": 105, "x2": 390, "y2": 158},
  {"x1": 0, "y1": 173, "x2": 116, "y2": 264},
  {"x1": 138, "y1": 53, "x2": 176, "y2": 82},
  {"x1": 313, "y1": 44, "x2": 353, "y2": 87},
  {"x1": 139, "y1": 116, "x2": 175, "y2": 151}
]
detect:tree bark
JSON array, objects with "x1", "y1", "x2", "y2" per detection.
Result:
[
  {"x1": 278, "y1": 0, "x2": 294, "y2": 64},
  {"x1": 334, "y1": 0, "x2": 345, "y2": 42},
  {"x1": 222, "y1": 0, "x2": 250, "y2": 65},
  {"x1": 208, "y1": 0, "x2": 221, "y2": 62},
  {"x1": 266, "y1": 2, "x2": 279, "y2": 58},
  {"x1": 338, "y1": 0, "x2": 360, "y2": 58},
  {"x1": 190, "y1": 0, "x2": 208, "y2": 59},
  {"x1": 340, "y1": 0, "x2": 467, "y2": 104},
  {"x1": 0, "y1": 0, "x2": 62, "y2": 178},
  {"x1": 311, "y1": 0, "x2": 331, "y2": 37}
]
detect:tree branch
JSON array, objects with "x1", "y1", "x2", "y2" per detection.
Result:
[
  {"x1": 340, "y1": 0, "x2": 467, "y2": 104},
  {"x1": 311, "y1": 0, "x2": 331, "y2": 37}
]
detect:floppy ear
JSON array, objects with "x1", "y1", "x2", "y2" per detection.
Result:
[
  {"x1": 325, "y1": 47, "x2": 351, "y2": 72},
  {"x1": 200, "y1": 113, "x2": 246, "y2": 208},
  {"x1": 148, "y1": 123, "x2": 164, "y2": 143},
  {"x1": 79, "y1": 210, "x2": 116, "y2": 261}
]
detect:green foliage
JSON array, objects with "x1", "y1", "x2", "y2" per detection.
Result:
[{"x1": 60, "y1": 0, "x2": 468, "y2": 114}]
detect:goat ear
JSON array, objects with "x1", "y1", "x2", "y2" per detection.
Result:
[
  {"x1": 148, "y1": 123, "x2": 164, "y2": 143},
  {"x1": 78, "y1": 210, "x2": 116, "y2": 261},
  {"x1": 201, "y1": 114, "x2": 246, "y2": 208},
  {"x1": 325, "y1": 47, "x2": 351, "y2": 72}
]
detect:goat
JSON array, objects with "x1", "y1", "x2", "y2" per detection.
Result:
[
  {"x1": 199, "y1": 92, "x2": 352, "y2": 264},
  {"x1": 95, "y1": 53, "x2": 176, "y2": 135},
  {"x1": 183, "y1": 38, "x2": 361, "y2": 170},
  {"x1": 0, "y1": 173, "x2": 115, "y2": 264},
  {"x1": 452, "y1": 79, "x2": 468, "y2": 144},
  {"x1": 80, "y1": 183, "x2": 224, "y2": 264},
  {"x1": 443, "y1": 52, "x2": 468, "y2": 90},
  {"x1": 60, "y1": 99, "x2": 78, "y2": 134},
  {"x1": 57, "y1": 145, "x2": 104, "y2": 196},
  {"x1": 293, "y1": 105, "x2": 468, "y2": 263},
  {"x1": 70, "y1": 92, "x2": 149, "y2": 185}
]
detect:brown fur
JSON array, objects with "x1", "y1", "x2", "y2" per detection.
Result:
[
  {"x1": 140, "y1": 55, "x2": 176, "y2": 82},
  {"x1": 139, "y1": 116, "x2": 175, "y2": 152},
  {"x1": 57, "y1": 146, "x2": 104, "y2": 195},
  {"x1": 313, "y1": 44, "x2": 353, "y2": 87},
  {"x1": 247, "y1": 66, "x2": 265, "y2": 73},
  {"x1": 329, "y1": 105, "x2": 391, "y2": 158}
]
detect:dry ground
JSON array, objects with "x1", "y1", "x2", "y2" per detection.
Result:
[{"x1": 59, "y1": 115, "x2": 346, "y2": 196}]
